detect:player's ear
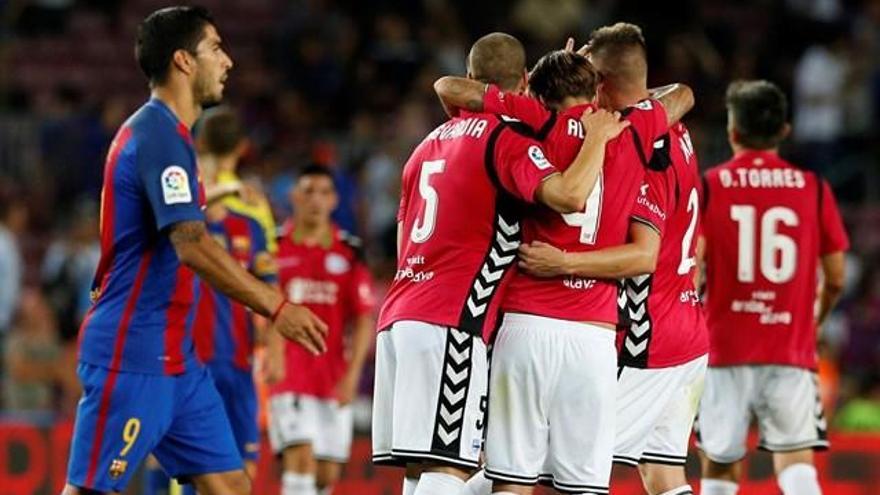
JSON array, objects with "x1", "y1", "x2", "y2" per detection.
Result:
[
  {"x1": 172, "y1": 49, "x2": 196, "y2": 77},
  {"x1": 779, "y1": 123, "x2": 792, "y2": 142}
]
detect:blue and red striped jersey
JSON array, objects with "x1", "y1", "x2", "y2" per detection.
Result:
[
  {"x1": 193, "y1": 211, "x2": 277, "y2": 370},
  {"x1": 78, "y1": 98, "x2": 207, "y2": 375}
]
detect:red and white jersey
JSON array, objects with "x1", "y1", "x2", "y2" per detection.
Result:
[
  {"x1": 701, "y1": 150, "x2": 849, "y2": 369},
  {"x1": 378, "y1": 111, "x2": 558, "y2": 342},
  {"x1": 617, "y1": 123, "x2": 709, "y2": 369},
  {"x1": 482, "y1": 87, "x2": 669, "y2": 324},
  {"x1": 271, "y1": 222, "x2": 375, "y2": 399}
]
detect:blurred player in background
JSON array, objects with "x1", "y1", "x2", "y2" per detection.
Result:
[
  {"x1": 517, "y1": 24, "x2": 708, "y2": 495},
  {"x1": 267, "y1": 165, "x2": 375, "y2": 495},
  {"x1": 434, "y1": 24, "x2": 692, "y2": 495},
  {"x1": 697, "y1": 80, "x2": 849, "y2": 495},
  {"x1": 374, "y1": 32, "x2": 626, "y2": 495},
  {"x1": 198, "y1": 106, "x2": 278, "y2": 254},
  {"x1": 64, "y1": 7, "x2": 326, "y2": 495}
]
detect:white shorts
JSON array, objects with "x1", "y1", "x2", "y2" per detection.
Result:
[
  {"x1": 268, "y1": 392, "x2": 354, "y2": 462},
  {"x1": 614, "y1": 354, "x2": 707, "y2": 467},
  {"x1": 697, "y1": 365, "x2": 829, "y2": 463},
  {"x1": 484, "y1": 313, "x2": 617, "y2": 495},
  {"x1": 371, "y1": 321, "x2": 488, "y2": 469}
]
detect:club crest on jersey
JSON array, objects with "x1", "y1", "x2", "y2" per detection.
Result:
[
  {"x1": 232, "y1": 235, "x2": 251, "y2": 254},
  {"x1": 325, "y1": 253, "x2": 350, "y2": 274},
  {"x1": 161, "y1": 165, "x2": 192, "y2": 204},
  {"x1": 109, "y1": 459, "x2": 128, "y2": 480},
  {"x1": 527, "y1": 145, "x2": 552, "y2": 170},
  {"x1": 634, "y1": 99, "x2": 653, "y2": 110}
]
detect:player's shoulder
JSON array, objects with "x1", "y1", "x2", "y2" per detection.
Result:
[
  {"x1": 620, "y1": 98, "x2": 663, "y2": 119},
  {"x1": 335, "y1": 227, "x2": 366, "y2": 262}
]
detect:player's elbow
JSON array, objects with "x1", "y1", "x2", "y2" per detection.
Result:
[
  {"x1": 433, "y1": 76, "x2": 455, "y2": 98},
  {"x1": 553, "y1": 189, "x2": 586, "y2": 214},
  {"x1": 632, "y1": 248, "x2": 658, "y2": 276},
  {"x1": 680, "y1": 83, "x2": 695, "y2": 114}
]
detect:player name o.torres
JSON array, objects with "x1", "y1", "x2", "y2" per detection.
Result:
[{"x1": 718, "y1": 165, "x2": 806, "y2": 189}]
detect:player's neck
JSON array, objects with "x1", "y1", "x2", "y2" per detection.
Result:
[
  {"x1": 151, "y1": 85, "x2": 201, "y2": 129},
  {"x1": 205, "y1": 202, "x2": 227, "y2": 223},
  {"x1": 612, "y1": 87, "x2": 650, "y2": 109},
  {"x1": 557, "y1": 96, "x2": 592, "y2": 112},
  {"x1": 732, "y1": 144, "x2": 779, "y2": 156},
  {"x1": 215, "y1": 155, "x2": 238, "y2": 173},
  {"x1": 293, "y1": 220, "x2": 332, "y2": 244}
]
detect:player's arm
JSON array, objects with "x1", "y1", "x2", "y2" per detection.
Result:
[
  {"x1": 649, "y1": 83, "x2": 694, "y2": 126},
  {"x1": 694, "y1": 234, "x2": 706, "y2": 289},
  {"x1": 337, "y1": 313, "x2": 374, "y2": 406},
  {"x1": 817, "y1": 251, "x2": 846, "y2": 326},
  {"x1": 169, "y1": 221, "x2": 327, "y2": 355},
  {"x1": 519, "y1": 222, "x2": 660, "y2": 279},
  {"x1": 815, "y1": 179, "x2": 850, "y2": 326},
  {"x1": 433, "y1": 76, "x2": 486, "y2": 117},
  {"x1": 535, "y1": 108, "x2": 629, "y2": 213}
]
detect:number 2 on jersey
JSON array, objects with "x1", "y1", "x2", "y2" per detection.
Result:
[
  {"x1": 410, "y1": 160, "x2": 446, "y2": 243},
  {"x1": 730, "y1": 205, "x2": 798, "y2": 283},
  {"x1": 677, "y1": 188, "x2": 699, "y2": 275}
]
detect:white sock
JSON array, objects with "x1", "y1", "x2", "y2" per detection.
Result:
[
  {"x1": 414, "y1": 472, "x2": 465, "y2": 495},
  {"x1": 463, "y1": 470, "x2": 492, "y2": 495},
  {"x1": 700, "y1": 478, "x2": 738, "y2": 495},
  {"x1": 282, "y1": 471, "x2": 317, "y2": 495},
  {"x1": 778, "y1": 463, "x2": 821, "y2": 495},
  {"x1": 403, "y1": 476, "x2": 419, "y2": 495},
  {"x1": 658, "y1": 485, "x2": 694, "y2": 495}
]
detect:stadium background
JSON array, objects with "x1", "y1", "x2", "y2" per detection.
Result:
[{"x1": 0, "y1": 0, "x2": 878, "y2": 493}]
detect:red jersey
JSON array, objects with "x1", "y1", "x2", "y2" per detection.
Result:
[
  {"x1": 617, "y1": 123, "x2": 709, "y2": 368},
  {"x1": 378, "y1": 112, "x2": 558, "y2": 342},
  {"x1": 481, "y1": 87, "x2": 669, "y2": 324},
  {"x1": 701, "y1": 150, "x2": 849, "y2": 369},
  {"x1": 271, "y1": 222, "x2": 375, "y2": 399}
]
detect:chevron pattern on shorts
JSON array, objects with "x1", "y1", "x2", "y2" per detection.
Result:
[
  {"x1": 432, "y1": 328, "x2": 474, "y2": 453},
  {"x1": 618, "y1": 274, "x2": 653, "y2": 368},
  {"x1": 458, "y1": 212, "x2": 521, "y2": 334}
]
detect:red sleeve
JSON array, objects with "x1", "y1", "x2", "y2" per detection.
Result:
[
  {"x1": 349, "y1": 261, "x2": 375, "y2": 317},
  {"x1": 492, "y1": 129, "x2": 558, "y2": 203},
  {"x1": 630, "y1": 170, "x2": 668, "y2": 236},
  {"x1": 622, "y1": 99, "x2": 669, "y2": 164},
  {"x1": 818, "y1": 179, "x2": 849, "y2": 255},
  {"x1": 484, "y1": 85, "x2": 553, "y2": 132}
]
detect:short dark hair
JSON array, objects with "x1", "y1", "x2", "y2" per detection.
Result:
[
  {"x1": 726, "y1": 80, "x2": 788, "y2": 149},
  {"x1": 467, "y1": 32, "x2": 526, "y2": 91},
  {"x1": 587, "y1": 22, "x2": 648, "y2": 85},
  {"x1": 298, "y1": 164, "x2": 335, "y2": 184},
  {"x1": 199, "y1": 106, "x2": 243, "y2": 156},
  {"x1": 528, "y1": 51, "x2": 598, "y2": 107},
  {"x1": 135, "y1": 6, "x2": 215, "y2": 85}
]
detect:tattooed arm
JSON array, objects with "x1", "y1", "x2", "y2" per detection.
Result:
[{"x1": 169, "y1": 221, "x2": 327, "y2": 354}]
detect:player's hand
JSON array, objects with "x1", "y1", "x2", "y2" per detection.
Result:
[
  {"x1": 272, "y1": 304, "x2": 329, "y2": 356},
  {"x1": 518, "y1": 241, "x2": 569, "y2": 277},
  {"x1": 335, "y1": 372, "x2": 360, "y2": 406},
  {"x1": 581, "y1": 108, "x2": 630, "y2": 142},
  {"x1": 262, "y1": 347, "x2": 286, "y2": 385},
  {"x1": 563, "y1": 36, "x2": 589, "y2": 56}
]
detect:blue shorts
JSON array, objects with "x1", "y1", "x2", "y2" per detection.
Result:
[
  {"x1": 206, "y1": 362, "x2": 260, "y2": 461},
  {"x1": 67, "y1": 363, "x2": 242, "y2": 493}
]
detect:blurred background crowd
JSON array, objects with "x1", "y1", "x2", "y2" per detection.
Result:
[{"x1": 0, "y1": 0, "x2": 878, "y2": 432}]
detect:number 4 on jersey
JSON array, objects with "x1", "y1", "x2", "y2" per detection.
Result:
[{"x1": 562, "y1": 173, "x2": 603, "y2": 244}]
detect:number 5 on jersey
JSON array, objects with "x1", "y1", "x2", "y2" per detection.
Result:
[{"x1": 411, "y1": 160, "x2": 446, "y2": 243}]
